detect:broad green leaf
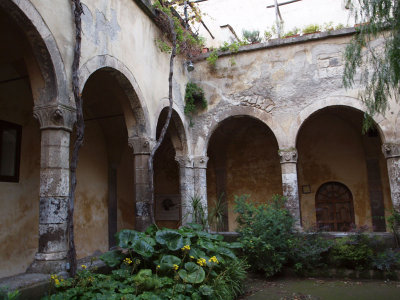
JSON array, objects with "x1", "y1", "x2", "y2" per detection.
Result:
[
  {"x1": 225, "y1": 242, "x2": 243, "y2": 249},
  {"x1": 116, "y1": 229, "x2": 141, "y2": 248},
  {"x1": 197, "y1": 239, "x2": 216, "y2": 251},
  {"x1": 99, "y1": 250, "x2": 124, "y2": 267},
  {"x1": 217, "y1": 246, "x2": 236, "y2": 259},
  {"x1": 132, "y1": 239, "x2": 154, "y2": 258},
  {"x1": 156, "y1": 229, "x2": 184, "y2": 251},
  {"x1": 159, "y1": 255, "x2": 181, "y2": 272},
  {"x1": 199, "y1": 285, "x2": 213, "y2": 296},
  {"x1": 178, "y1": 262, "x2": 205, "y2": 284},
  {"x1": 189, "y1": 247, "x2": 206, "y2": 259}
]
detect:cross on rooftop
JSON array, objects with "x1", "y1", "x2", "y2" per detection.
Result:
[{"x1": 266, "y1": 0, "x2": 303, "y2": 38}]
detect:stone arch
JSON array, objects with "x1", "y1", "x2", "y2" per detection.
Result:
[
  {"x1": 155, "y1": 104, "x2": 190, "y2": 157},
  {"x1": 197, "y1": 106, "x2": 284, "y2": 156},
  {"x1": 79, "y1": 55, "x2": 150, "y2": 138},
  {"x1": 290, "y1": 97, "x2": 391, "y2": 147},
  {"x1": 0, "y1": 0, "x2": 69, "y2": 107}
]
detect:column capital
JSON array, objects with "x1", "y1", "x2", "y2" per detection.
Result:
[
  {"x1": 279, "y1": 148, "x2": 298, "y2": 164},
  {"x1": 128, "y1": 136, "x2": 155, "y2": 155},
  {"x1": 175, "y1": 155, "x2": 193, "y2": 168},
  {"x1": 193, "y1": 156, "x2": 209, "y2": 169},
  {"x1": 33, "y1": 105, "x2": 76, "y2": 132},
  {"x1": 382, "y1": 143, "x2": 400, "y2": 159}
]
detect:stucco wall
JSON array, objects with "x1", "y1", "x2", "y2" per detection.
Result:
[{"x1": 0, "y1": 85, "x2": 40, "y2": 277}]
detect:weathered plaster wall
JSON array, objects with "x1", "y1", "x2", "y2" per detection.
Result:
[
  {"x1": 0, "y1": 86, "x2": 40, "y2": 278},
  {"x1": 117, "y1": 146, "x2": 135, "y2": 231},
  {"x1": 74, "y1": 121, "x2": 109, "y2": 259},
  {"x1": 27, "y1": 0, "x2": 191, "y2": 140},
  {"x1": 191, "y1": 31, "x2": 398, "y2": 231}
]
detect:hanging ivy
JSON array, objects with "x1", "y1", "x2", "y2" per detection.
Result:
[{"x1": 184, "y1": 82, "x2": 207, "y2": 118}]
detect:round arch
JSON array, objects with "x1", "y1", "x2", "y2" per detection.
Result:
[
  {"x1": 0, "y1": 0, "x2": 69, "y2": 107},
  {"x1": 79, "y1": 55, "x2": 151, "y2": 138},
  {"x1": 196, "y1": 106, "x2": 284, "y2": 156},
  {"x1": 155, "y1": 104, "x2": 190, "y2": 157},
  {"x1": 289, "y1": 97, "x2": 392, "y2": 146}
]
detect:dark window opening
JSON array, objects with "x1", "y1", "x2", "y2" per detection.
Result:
[
  {"x1": 315, "y1": 182, "x2": 355, "y2": 231},
  {"x1": 0, "y1": 120, "x2": 22, "y2": 182}
]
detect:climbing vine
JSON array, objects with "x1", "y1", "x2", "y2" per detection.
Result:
[
  {"x1": 184, "y1": 82, "x2": 207, "y2": 120},
  {"x1": 69, "y1": 0, "x2": 84, "y2": 276}
]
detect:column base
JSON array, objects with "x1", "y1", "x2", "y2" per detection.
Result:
[{"x1": 26, "y1": 252, "x2": 68, "y2": 274}]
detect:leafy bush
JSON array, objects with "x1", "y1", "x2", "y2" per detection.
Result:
[
  {"x1": 289, "y1": 232, "x2": 334, "y2": 274},
  {"x1": 44, "y1": 224, "x2": 247, "y2": 299},
  {"x1": 329, "y1": 232, "x2": 375, "y2": 270},
  {"x1": 234, "y1": 194, "x2": 294, "y2": 277},
  {"x1": 0, "y1": 287, "x2": 19, "y2": 300},
  {"x1": 372, "y1": 248, "x2": 400, "y2": 272}
]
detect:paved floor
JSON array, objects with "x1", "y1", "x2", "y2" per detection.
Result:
[{"x1": 240, "y1": 276, "x2": 400, "y2": 300}]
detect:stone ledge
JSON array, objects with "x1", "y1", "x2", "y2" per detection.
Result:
[{"x1": 193, "y1": 27, "x2": 357, "y2": 62}]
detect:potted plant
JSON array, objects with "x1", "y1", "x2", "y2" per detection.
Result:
[
  {"x1": 283, "y1": 27, "x2": 300, "y2": 38},
  {"x1": 242, "y1": 29, "x2": 262, "y2": 44},
  {"x1": 302, "y1": 24, "x2": 321, "y2": 35}
]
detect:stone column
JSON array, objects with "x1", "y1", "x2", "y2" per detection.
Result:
[
  {"x1": 28, "y1": 105, "x2": 75, "y2": 274},
  {"x1": 193, "y1": 156, "x2": 209, "y2": 224},
  {"x1": 278, "y1": 148, "x2": 301, "y2": 230},
  {"x1": 128, "y1": 136, "x2": 154, "y2": 232},
  {"x1": 382, "y1": 143, "x2": 400, "y2": 212},
  {"x1": 175, "y1": 155, "x2": 194, "y2": 225}
]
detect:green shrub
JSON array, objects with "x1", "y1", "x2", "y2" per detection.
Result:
[
  {"x1": 289, "y1": 232, "x2": 334, "y2": 274},
  {"x1": 234, "y1": 194, "x2": 294, "y2": 277},
  {"x1": 0, "y1": 287, "x2": 19, "y2": 300},
  {"x1": 372, "y1": 248, "x2": 400, "y2": 272},
  {"x1": 44, "y1": 225, "x2": 248, "y2": 299},
  {"x1": 329, "y1": 232, "x2": 375, "y2": 270},
  {"x1": 206, "y1": 49, "x2": 219, "y2": 69}
]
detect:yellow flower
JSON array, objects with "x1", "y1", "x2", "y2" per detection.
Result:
[
  {"x1": 173, "y1": 264, "x2": 179, "y2": 271},
  {"x1": 197, "y1": 258, "x2": 207, "y2": 267},
  {"x1": 54, "y1": 279, "x2": 60, "y2": 285},
  {"x1": 123, "y1": 258, "x2": 133, "y2": 265},
  {"x1": 190, "y1": 256, "x2": 194, "y2": 259},
  {"x1": 157, "y1": 265, "x2": 161, "y2": 269},
  {"x1": 81, "y1": 264, "x2": 87, "y2": 269},
  {"x1": 209, "y1": 256, "x2": 219, "y2": 264},
  {"x1": 181, "y1": 245, "x2": 191, "y2": 251}
]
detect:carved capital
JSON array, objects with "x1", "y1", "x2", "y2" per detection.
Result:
[
  {"x1": 175, "y1": 155, "x2": 193, "y2": 168},
  {"x1": 33, "y1": 105, "x2": 76, "y2": 131},
  {"x1": 279, "y1": 148, "x2": 298, "y2": 164},
  {"x1": 128, "y1": 136, "x2": 155, "y2": 154},
  {"x1": 382, "y1": 143, "x2": 400, "y2": 159},
  {"x1": 193, "y1": 156, "x2": 209, "y2": 169}
]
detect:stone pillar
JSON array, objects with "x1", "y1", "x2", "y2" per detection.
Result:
[
  {"x1": 128, "y1": 136, "x2": 154, "y2": 232},
  {"x1": 279, "y1": 148, "x2": 301, "y2": 230},
  {"x1": 193, "y1": 156, "x2": 209, "y2": 224},
  {"x1": 382, "y1": 143, "x2": 400, "y2": 212},
  {"x1": 28, "y1": 105, "x2": 75, "y2": 274},
  {"x1": 175, "y1": 155, "x2": 194, "y2": 225}
]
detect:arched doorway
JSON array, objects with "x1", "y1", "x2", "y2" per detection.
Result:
[
  {"x1": 315, "y1": 182, "x2": 355, "y2": 231},
  {"x1": 297, "y1": 106, "x2": 392, "y2": 231},
  {"x1": 75, "y1": 68, "x2": 137, "y2": 258},
  {"x1": 154, "y1": 108, "x2": 186, "y2": 229},
  {"x1": 207, "y1": 116, "x2": 282, "y2": 232}
]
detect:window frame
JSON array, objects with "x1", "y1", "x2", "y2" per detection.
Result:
[{"x1": 0, "y1": 120, "x2": 22, "y2": 183}]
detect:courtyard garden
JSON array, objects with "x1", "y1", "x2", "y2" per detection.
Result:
[{"x1": 16, "y1": 194, "x2": 397, "y2": 300}]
